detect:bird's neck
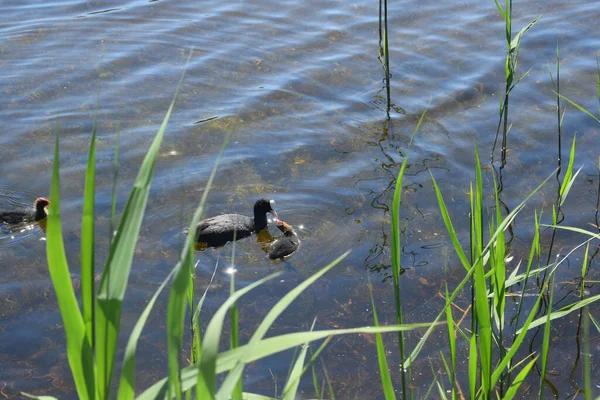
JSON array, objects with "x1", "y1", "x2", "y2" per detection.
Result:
[
  {"x1": 34, "y1": 207, "x2": 47, "y2": 221},
  {"x1": 253, "y1": 213, "x2": 268, "y2": 232}
]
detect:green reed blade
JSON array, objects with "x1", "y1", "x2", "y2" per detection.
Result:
[
  {"x1": 584, "y1": 308, "x2": 592, "y2": 400},
  {"x1": 538, "y1": 273, "x2": 555, "y2": 400},
  {"x1": 322, "y1": 359, "x2": 335, "y2": 400},
  {"x1": 192, "y1": 260, "x2": 219, "y2": 366},
  {"x1": 502, "y1": 356, "x2": 538, "y2": 400},
  {"x1": 540, "y1": 225, "x2": 600, "y2": 241},
  {"x1": 295, "y1": 335, "x2": 332, "y2": 396},
  {"x1": 471, "y1": 178, "x2": 491, "y2": 399},
  {"x1": 490, "y1": 286, "x2": 541, "y2": 387},
  {"x1": 216, "y1": 251, "x2": 350, "y2": 399},
  {"x1": 167, "y1": 244, "x2": 194, "y2": 400},
  {"x1": 492, "y1": 177, "x2": 506, "y2": 333},
  {"x1": 559, "y1": 137, "x2": 579, "y2": 205},
  {"x1": 444, "y1": 285, "x2": 457, "y2": 400},
  {"x1": 520, "y1": 293, "x2": 600, "y2": 333},
  {"x1": 95, "y1": 53, "x2": 190, "y2": 399},
  {"x1": 197, "y1": 272, "x2": 283, "y2": 399},
  {"x1": 281, "y1": 322, "x2": 313, "y2": 400},
  {"x1": 167, "y1": 128, "x2": 233, "y2": 398},
  {"x1": 403, "y1": 262, "x2": 476, "y2": 371},
  {"x1": 369, "y1": 284, "x2": 396, "y2": 400},
  {"x1": 509, "y1": 16, "x2": 541, "y2": 50},
  {"x1": 81, "y1": 113, "x2": 97, "y2": 352},
  {"x1": 390, "y1": 110, "x2": 425, "y2": 399},
  {"x1": 109, "y1": 127, "x2": 120, "y2": 238},
  {"x1": 46, "y1": 134, "x2": 94, "y2": 400},
  {"x1": 117, "y1": 266, "x2": 177, "y2": 400},
  {"x1": 229, "y1": 231, "x2": 242, "y2": 400},
  {"x1": 429, "y1": 170, "x2": 470, "y2": 271},
  {"x1": 137, "y1": 324, "x2": 434, "y2": 399},
  {"x1": 556, "y1": 92, "x2": 600, "y2": 123},
  {"x1": 168, "y1": 129, "x2": 232, "y2": 400},
  {"x1": 468, "y1": 333, "x2": 477, "y2": 400}
]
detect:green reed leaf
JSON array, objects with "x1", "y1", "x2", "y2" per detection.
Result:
[
  {"x1": 95, "y1": 53, "x2": 190, "y2": 398},
  {"x1": 118, "y1": 267, "x2": 177, "y2": 400},
  {"x1": 47, "y1": 134, "x2": 94, "y2": 400},
  {"x1": 81, "y1": 113, "x2": 97, "y2": 352}
]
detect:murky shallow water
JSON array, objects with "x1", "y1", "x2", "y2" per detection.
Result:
[{"x1": 1, "y1": 0, "x2": 599, "y2": 398}]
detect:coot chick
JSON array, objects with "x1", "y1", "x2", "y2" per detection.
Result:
[
  {"x1": 195, "y1": 198, "x2": 278, "y2": 248},
  {"x1": 268, "y1": 220, "x2": 300, "y2": 260},
  {"x1": 0, "y1": 197, "x2": 50, "y2": 224}
]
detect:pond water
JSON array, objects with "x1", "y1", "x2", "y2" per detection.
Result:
[{"x1": 1, "y1": 0, "x2": 599, "y2": 398}]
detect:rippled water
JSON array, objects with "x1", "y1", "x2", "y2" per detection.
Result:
[{"x1": 1, "y1": 0, "x2": 599, "y2": 398}]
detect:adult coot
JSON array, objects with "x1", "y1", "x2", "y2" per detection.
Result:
[
  {"x1": 0, "y1": 197, "x2": 50, "y2": 225},
  {"x1": 195, "y1": 198, "x2": 278, "y2": 248},
  {"x1": 268, "y1": 220, "x2": 300, "y2": 260}
]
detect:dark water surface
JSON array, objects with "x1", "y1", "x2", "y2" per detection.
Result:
[{"x1": 1, "y1": 0, "x2": 599, "y2": 398}]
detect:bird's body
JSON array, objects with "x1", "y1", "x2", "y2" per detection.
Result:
[
  {"x1": 0, "y1": 198, "x2": 50, "y2": 225},
  {"x1": 269, "y1": 220, "x2": 300, "y2": 260},
  {"x1": 195, "y1": 198, "x2": 278, "y2": 248}
]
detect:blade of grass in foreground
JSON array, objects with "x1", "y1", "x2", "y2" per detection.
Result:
[
  {"x1": 137, "y1": 324, "x2": 434, "y2": 399},
  {"x1": 163, "y1": 129, "x2": 233, "y2": 400},
  {"x1": 81, "y1": 114, "x2": 97, "y2": 352},
  {"x1": 196, "y1": 272, "x2": 284, "y2": 399},
  {"x1": 46, "y1": 135, "x2": 94, "y2": 400},
  {"x1": 95, "y1": 53, "x2": 191, "y2": 398},
  {"x1": 117, "y1": 266, "x2": 178, "y2": 399},
  {"x1": 538, "y1": 273, "x2": 555, "y2": 400},
  {"x1": 503, "y1": 356, "x2": 538, "y2": 400},
  {"x1": 280, "y1": 321, "x2": 314, "y2": 400},
  {"x1": 370, "y1": 284, "x2": 396, "y2": 400},
  {"x1": 390, "y1": 110, "x2": 425, "y2": 400},
  {"x1": 216, "y1": 251, "x2": 351, "y2": 399}
]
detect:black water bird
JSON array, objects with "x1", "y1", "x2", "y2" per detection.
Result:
[{"x1": 195, "y1": 198, "x2": 278, "y2": 248}]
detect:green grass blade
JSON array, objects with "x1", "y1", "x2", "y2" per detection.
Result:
[
  {"x1": 216, "y1": 251, "x2": 351, "y2": 398},
  {"x1": 109, "y1": 127, "x2": 120, "y2": 238},
  {"x1": 519, "y1": 293, "x2": 600, "y2": 333},
  {"x1": 429, "y1": 170, "x2": 471, "y2": 271},
  {"x1": 559, "y1": 135, "x2": 577, "y2": 204},
  {"x1": 444, "y1": 285, "x2": 457, "y2": 399},
  {"x1": 538, "y1": 274, "x2": 555, "y2": 399},
  {"x1": 197, "y1": 272, "x2": 284, "y2": 399},
  {"x1": 540, "y1": 225, "x2": 600, "y2": 240},
  {"x1": 369, "y1": 285, "x2": 396, "y2": 400},
  {"x1": 490, "y1": 288, "x2": 542, "y2": 387},
  {"x1": 81, "y1": 115, "x2": 97, "y2": 352},
  {"x1": 390, "y1": 110, "x2": 425, "y2": 399},
  {"x1": 584, "y1": 308, "x2": 592, "y2": 400},
  {"x1": 281, "y1": 323, "x2": 313, "y2": 400},
  {"x1": 118, "y1": 267, "x2": 178, "y2": 399},
  {"x1": 468, "y1": 333, "x2": 477, "y2": 400},
  {"x1": 502, "y1": 356, "x2": 538, "y2": 400},
  {"x1": 229, "y1": 236, "x2": 243, "y2": 400},
  {"x1": 46, "y1": 135, "x2": 94, "y2": 400},
  {"x1": 167, "y1": 245, "x2": 194, "y2": 400},
  {"x1": 95, "y1": 54, "x2": 190, "y2": 398},
  {"x1": 556, "y1": 92, "x2": 600, "y2": 123},
  {"x1": 137, "y1": 324, "x2": 434, "y2": 399},
  {"x1": 509, "y1": 16, "x2": 541, "y2": 50}
]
